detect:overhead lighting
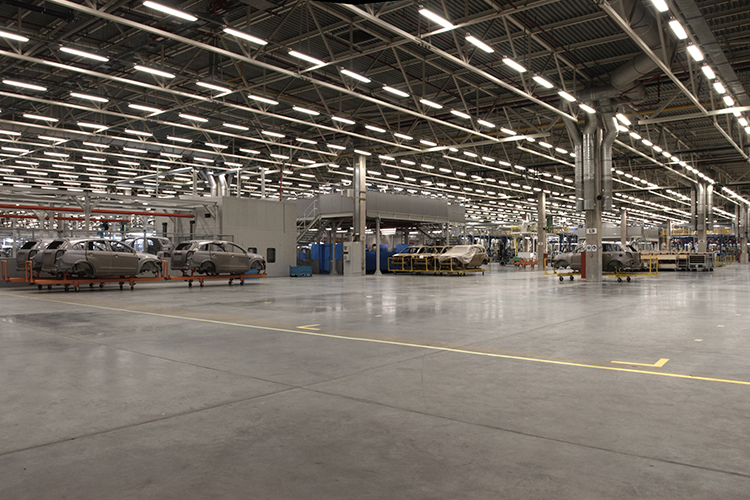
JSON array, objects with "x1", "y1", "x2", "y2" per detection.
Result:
[
  {"x1": 224, "y1": 162, "x2": 242, "y2": 167},
  {"x1": 0, "y1": 30, "x2": 29, "y2": 42},
  {"x1": 653, "y1": 145, "x2": 663, "y2": 152},
  {"x1": 420, "y1": 139, "x2": 437, "y2": 147},
  {"x1": 129, "y1": 103, "x2": 163, "y2": 114},
  {"x1": 419, "y1": 98, "x2": 442, "y2": 109},
  {"x1": 125, "y1": 129, "x2": 153, "y2": 136},
  {"x1": 642, "y1": 139, "x2": 653, "y2": 146},
  {"x1": 160, "y1": 152, "x2": 182, "y2": 158},
  {"x1": 532, "y1": 75, "x2": 554, "y2": 88},
  {"x1": 629, "y1": 132, "x2": 641, "y2": 139},
  {"x1": 123, "y1": 147, "x2": 147, "y2": 153},
  {"x1": 421, "y1": 164, "x2": 435, "y2": 169},
  {"x1": 332, "y1": 116, "x2": 356, "y2": 125},
  {"x1": 0, "y1": 129, "x2": 20, "y2": 136},
  {"x1": 651, "y1": 0, "x2": 669, "y2": 12},
  {"x1": 296, "y1": 138, "x2": 317, "y2": 144},
  {"x1": 262, "y1": 130, "x2": 285, "y2": 138},
  {"x1": 379, "y1": 155, "x2": 395, "y2": 161},
  {"x1": 60, "y1": 47, "x2": 109, "y2": 62},
  {"x1": 38, "y1": 135, "x2": 66, "y2": 142},
  {"x1": 477, "y1": 119, "x2": 495, "y2": 128},
  {"x1": 247, "y1": 94, "x2": 278, "y2": 105},
  {"x1": 465, "y1": 35, "x2": 494, "y2": 53},
  {"x1": 83, "y1": 142, "x2": 109, "y2": 148},
  {"x1": 288, "y1": 50, "x2": 325, "y2": 66},
  {"x1": 394, "y1": 132, "x2": 413, "y2": 140},
  {"x1": 365, "y1": 125, "x2": 386, "y2": 133},
  {"x1": 340, "y1": 68, "x2": 371, "y2": 83},
  {"x1": 270, "y1": 153, "x2": 289, "y2": 159},
  {"x1": 196, "y1": 82, "x2": 231, "y2": 93},
  {"x1": 669, "y1": 19, "x2": 688, "y2": 40},
  {"x1": 701, "y1": 65, "x2": 716, "y2": 79},
  {"x1": 739, "y1": 118, "x2": 748, "y2": 127},
  {"x1": 418, "y1": 8, "x2": 454, "y2": 30},
  {"x1": 538, "y1": 142, "x2": 553, "y2": 148},
  {"x1": 723, "y1": 96, "x2": 735, "y2": 106},
  {"x1": 134, "y1": 65, "x2": 175, "y2": 79},
  {"x1": 327, "y1": 144, "x2": 346, "y2": 150},
  {"x1": 222, "y1": 27, "x2": 267, "y2": 46},
  {"x1": 502, "y1": 57, "x2": 527, "y2": 73},
  {"x1": 463, "y1": 151, "x2": 478, "y2": 157},
  {"x1": 439, "y1": 167, "x2": 452, "y2": 173},
  {"x1": 686, "y1": 45, "x2": 704, "y2": 62},
  {"x1": 616, "y1": 124, "x2": 629, "y2": 133},
  {"x1": 662, "y1": 151, "x2": 672, "y2": 157},
  {"x1": 745, "y1": 127, "x2": 750, "y2": 134},
  {"x1": 500, "y1": 128, "x2": 517, "y2": 136},
  {"x1": 143, "y1": 1, "x2": 197, "y2": 22},
  {"x1": 223, "y1": 122, "x2": 248, "y2": 131},
  {"x1": 118, "y1": 160, "x2": 140, "y2": 166},
  {"x1": 77, "y1": 122, "x2": 108, "y2": 130},
  {"x1": 239, "y1": 148, "x2": 260, "y2": 154},
  {"x1": 23, "y1": 113, "x2": 57, "y2": 122},
  {"x1": 400, "y1": 159, "x2": 415, "y2": 165},
  {"x1": 1, "y1": 146, "x2": 29, "y2": 153},
  {"x1": 165, "y1": 136, "x2": 191, "y2": 143},
  {"x1": 292, "y1": 106, "x2": 319, "y2": 116},
  {"x1": 70, "y1": 92, "x2": 108, "y2": 103},
  {"x1": 382, "y1": 86, "x2": 409, "y2": 97},
  {"x1": 179, "y1": 113, "x2": 208, "y2": 122},
  {"x1": 450, "y1": 109, "x2": 471, "y2": 119},
  {"x1": 579, "y1": 103, "x2": 596, "y2": 114},
  {"x1": 205, "y1": 143, "x2": 227, "y2": 149},
  {"x1": 558, "y1": 91, "x2": 576, "y2": 102},
  {"x1": 193, "y1": 157, "x2": 214, "y2": 162},
  {"x1": 353, "y1": 149, "x2": 371, "y2": 156},
  {"x1": 616, "y1": 113, "x2": 631, "y2": 126},
  {"x1": 3, "y1": 80, "x2": 46, "y2": 91},
  {"x1": 44, "y1": 152, "x2": 68, "y2": 157},
  {"x1": 555, "y1": 148, "x2": 568, "y2": 154}
]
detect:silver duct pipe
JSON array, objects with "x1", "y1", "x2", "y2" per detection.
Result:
[
  {"x1": 563, "y1": 116, "x2": 584, "y2": 211},
  {"x1": 706, "y1": 184, "x2": 714, "y2": 232},
  {"x1": 582, "y1": 113, "x2": 598, "y2": 211},
  {"x1": 696, "y1": 184, "x2": 706, "y2": 232},
  {"x1": 218, "y1": 173, "x2": 229, "y2": 197},
  {"x1": 200, "y1": 170, "x2": 218, "y2": 197},
  {"x1": 601, "y1": 113, "x2": 618, "y2": 212},
  {"x1": 690, "y1": 188, "x2": 697, "y2": 230}
]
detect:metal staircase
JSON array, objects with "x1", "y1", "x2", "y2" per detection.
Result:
[{"x1": 297, "y1": 214, "x2": 328, "y2": 245}]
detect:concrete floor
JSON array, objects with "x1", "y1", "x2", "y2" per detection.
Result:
[{"x1": 2, "y1": 263, "x2": 750, "y2": 498}]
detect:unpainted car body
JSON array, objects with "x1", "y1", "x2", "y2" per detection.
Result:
[
  {"x1": 41, "y1": 238, "x2": 161, "y2": 277},
  {"x1": 390, "y1": 245, "x2": 450, "y2": 271},
  {"x1": 552, "y1": 242, "x2": 638, "y2": 272},
  {"x1": 124, "y1": 236, "x2": 174, "y2": 258},
  {"x1": 437, "y1": 244, "x2": 489, "y2": 270},
  {"x1": 171, "y1": 240, "x2": 265, "y2": 275},
  {"x1": 16, "y1": 238, "x2": 54, "y2": 272}
]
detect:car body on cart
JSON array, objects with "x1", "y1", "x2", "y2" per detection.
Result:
[
  {"x1": 171, "y1": 240, "x2": 266, "y2": 275},
  {"x1": 437, "y1": 244, "x2": 489, "y2": 270},
  {"x1": 552, "y1": 242, "x2": 638, "y2": 272},
  {"x1": 390, "y1": 245, "x2": 449, "y2": 271},
  {"x1": 16, "y1": 238, "x2": 54, "y2": 272},
  {"x1": 41, "y1": 238, "x2": 161, "y2": 277},
  {"x1": 124, "y1": 236, "x2": 174, "y2": 258}
]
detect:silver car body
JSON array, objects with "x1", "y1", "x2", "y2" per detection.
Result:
[
  {"x1": 437, "y1": 244, "x2": 489, "y2": 269},
  {"x1": 552, "y1": 242, "x2": 637, "y2": 271},
  {"x1": 41, "y1": 238, "x2": 161, "y2": 277},
  {"x1": 171, "y1": 240, "x2": 265, "y2": 275},
  {"x1": 16, "y1": 238, "x2": 53, "y2": 272},
  {"x1": 124, "y1": 236, "x2": 174, "y2": 258}
]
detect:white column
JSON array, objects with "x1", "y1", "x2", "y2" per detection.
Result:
[
  {"x1": 374, "y1": 217, "x2": 382, "y2": 275},
  {"x1": 621, "y1": 209, "x2": 627, "y2": 246},
  {"x1": 537, "y1": 192, "x2": 546, "y2": 262}
]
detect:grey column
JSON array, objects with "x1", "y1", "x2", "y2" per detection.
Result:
[
  {"x1": 374, "y1": 217, "x2": 382, "y2": 275},
  {"x1": 697, "y1": 184, "x2": 707, "y2": 252},
  {"x1": 621, "y1": 209, "x2": 627, "y2": 246},
  {"x1": 666, "y1": 222, "x2": 672, "y2": 251},
  {"x1": 192, "y1": 168, "x2": 197, "y2": 195},
  {"x1": 537, "y1": 192, "x2": 546, "y2": 262},
  {"x1": 84, "y1": 194, "x2": 91, "y2": 238},
  {"x1": 353, "y1": 153, "x2": 367, "y2": 275},
  {"x1": 742, "y1": 205, "x2": 749, "y2": 264},
  {"x1": 260, "y1": 168, "x2": 266, "y2": 198}
]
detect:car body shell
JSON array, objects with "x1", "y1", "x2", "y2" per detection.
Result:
[
  {"x1": 171, "y1": 240, "x2": 265, "y2": 275},
  {"x1": 552, "y1": 242, "x2": 638, "y2": 272},
  {"x1": 16, "y1": 238, "x2": 54, "y2": 272},
  {"x1": 390, "y1": 245, "x2": 450, "y2": 271},
  {"x1": 40, "y1": 238, "x2": 161, "y2": 277},
  {"x1": 437, "y1": 244, "x2": 490, "y2": 269},
  {"x1": 124, "y1": 236, "x2": 174, "y2": 258}
]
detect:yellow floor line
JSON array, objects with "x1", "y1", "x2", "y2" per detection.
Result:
[{"x1": 4, "y1": 291, "x2": 750, "y2": 387}]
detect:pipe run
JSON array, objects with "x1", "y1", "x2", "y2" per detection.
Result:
[
  {"x1": 563, "y1": 115, "x2": 584, "y2": 212},
  {"x1": 0, "y1": 204, "x2": 194, "y2": 218},
  {"x1": 601, "y1": 113, "x2": 618, "y2": 212},
  {"x1": 581, "y1": 113, "x2": 598, "y2": 211}
]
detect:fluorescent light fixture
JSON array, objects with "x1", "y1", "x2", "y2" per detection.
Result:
[
  {"x1": 70, "y1": 92, "x2": 108, "y2": 103},
  {"x1": 500, "y1": 128, "x2": 517, "y2": 135},
  {"x1": 60, "y1": 46, "x2": 109, "y2": 62},
  {"x1": 160, "y1": 152, "x2": 182, "y2": 158},
  {"x1": 701, "y1": 65, "x2": 715, "y2": 79},
  {"x1": 439, "y1": 167, "x2": 452, "y2": 173},
  {"x1": 340, "y1": 68, "x2": 370, "y2": 83},
  {"x1": 653, "y1": 145, "x2": 663, "y2": 152},
  {"x1": 669, "y1": 20, "x2": 688, "y2": 40},
  {"x1": 262, "y1": 130, "x2": 285, "y2": 138},
  {"x1": 555, "y1": 148, "x2": 568, "y2": 154},
  {"x1": 124, "y1": 129, "x2": 153, "y2": 136},
  {"x1": 0, "y1": 129, "x2": 20, "y2": 135},
  {"x1": 332, "y1": 116, "x2": 355, "y2": 125},
  {"x1": 270, "y1": 154, "x2": 289, "y2": 159},
  {"x1": 0, "y1": 30, "x2": 29, "y2": 42},
  {"x1": 538, "y1": 142, "x2": 553, "y2": 148},
  {"x1": 465, "y1": 35, "x2": 493, "y2": 53},
  {"x1": 167, "y1": 136, "x2": 191, "y2": 143},
  {"x1": 1, "y1": 146, "x2": 29, "y2": 153},
  {"x1": 118, "y1": 160, "x2": 140, "y2": 166},
  {"x1": 379, "y1": 155, "x2": 395, "y2": 161},
  {"x1": 418, "y1": 8, "x2": 454, "y2": 29},
  {"x1": 616, "y1": 113, "x2": 631, "y2": 126},
  {"x1": 642, "y1": 139, "x2": 653, "y2": 146},
  {"x1": 223, "y1": 122, "x2": 248, "y2": 131},
  {"x1": 38, "y1": 135, "x2": 66, "y2": 142},
  {"x1": 450, "y1": 109, "x2": 471, "y2": 119},
  {"x1": 222, "y1": 27, "x2": 267, "y2": 45},
  {"x1": 365, "y1": 125, "x2": 386, "y2": 133},
  {"x1": 288, "y1": 50, "x2": 325, "y2": 66},
  {"x1": 419, "y1": 98, "x2": 442, "y2": 109},
  {"x1": 651, "y1": 0, "x2": 669, "y2": 12},
  {"x1": 23, "y1": 113, "x2": 57, "y2": 122},
  {"x1": 616, "y1": 124, "x2": 629, "y2": 133},
  {"x1": 353, "y1": 149, "x2": 371, "y2": 156},
  {"x1": 401, "y1": 159, "x2": 415, "y2": 165},
  {"x1": 239, "y1": 148, "x2": 260, "y2": 154},
  {"x1": 3, "y1": 80, "x2": 46, "y2": 91},
  {"x1": 296, "y1": 138, "x2": 317, "y2": 144},
  {"x1": 686, "y1": 45, "x2": 703, "y2": 62},
  {"x1": 194, "y1": 157, "x2": 214, "y2": 162},
  {"x1": 502, "y1": 57, "x2": 527, "y2": 73},
  {"x1": 723, "y1": 96, "x2": 735, "y2": 106},
  {"x1": 629, "y1": 132, "x2": 641, "y2": 139},
  {"x1": 558, "y1": 91, "x2": 576, "y2": 102},
  {"x1": 196, "y1": 82, "x2": 231, "y2": 93},
  {"x1": 579, "y1": 103, "x2": 596, "y2": 114},
  {"x1": 745, "y1": 127, "x2": 750, "y2": 134},
  {"x1": 420, "y1": 139, "x2": 437, "y2": 147},
  {"x1": 740, "y1": 118, "x2": 748, "y2": 127},
  {"x1": 662, "y1": 151, "x2": 671, "y2": 157},
  {"x1": 292, "y1": 106, "x2": 319, "y2": 116},
  {"x1": 179, "y1": 113, "x2": 208, "y2": 122},
  {"x1": 123, "y1": 147, "x2": 147, "y2": 153},
  {"x1": 44, "y1": 152, "x2": 68, "y2": 157},
  {"x1": 129, "y1": 103, "x2": 163, "y2": 114},
  {"x1": 83, "y1": 142, "x2": 108, "y2": 148},
  {"x1": 463, "y1": 151, "x2": 478, "y2": 157},
  {"x1": 134, "y1": 65, "x2": 175, "y2": 78},
  {"x1": 224, "y1": 162, "x2": 242, "y2": 167},
  {"x1": 247, "y1": 94, "x2": 278, "y2": 105},
  {"x1": 143, "y1": 1, "x2": 197, "y2": 21},
  {"x1": 298, "y1": 158, "x2": 316, "y2": 164},
  {"x1": 327, "y1": 144, "x2": 346, "y2": 150},
  {"x1": 205, "y1": 143, "x2": 227, "y2": 149},
  {"x1": 477, "y1": 119, "x2": 495, "y2": 128},
  {"x1": 394, "y1": 132, "x2": 413, "y2": 140},
  {"x1": 382, "y1": 86, "x2": 409, "y2": 97},
  {"x1": 532, "y1": 75, "x2": 554, "y2": 88}
]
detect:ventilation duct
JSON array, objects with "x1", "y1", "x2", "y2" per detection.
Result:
[
  {"x1": 706, "y1": 184, "x2": 713, "y2": 232},
  {"x1": 218, "y1": 173, "x2": 229, "y2": 197},
  {"x1": 582, "y1": 113, "x2": 598, "y2": 211},
  {"x1": 200, "y1": 170, "x2": 218, "y2": 197},
  {"x1": 696, "y1": 184, "x2": 706, "y2": 232},
  {"x1": 601, "y1": 114, "x2": 618, "y2": 212},
  {"x1": 563, "y1": 116, "x2": 584, "y2": 211}
]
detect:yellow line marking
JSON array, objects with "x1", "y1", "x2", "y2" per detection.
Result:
[
  {"x1": 612, "y1": 358, "x2": 669, "y2": 368},
  {"x1": 3, "y1": 292, "x2": 750, "y2": 387},
  {"x1": 297, "y1": 324, "x2": 321, "y2": 331}
]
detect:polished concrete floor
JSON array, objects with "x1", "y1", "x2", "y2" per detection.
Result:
[{"x1": 2, "y1": 263, "x2": 750, "y2": 498}]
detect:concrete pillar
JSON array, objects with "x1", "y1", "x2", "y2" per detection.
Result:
[
  {"x1": 260, "y1": 169, "x2": 266, "y2": 198},
  {"x1": 621, "y1": 209, "x2": 627, "y2": 246},
  {"x1": 236, "y1": 170, "x2": 242, "y2": 197},
  {"x1": 192, "y1": 168, "x2": 197, "y2": 195},
  {"x1": 84, "y1": 194, "x2": 91, "y2": 237},
  {"x1": 537, "y1": 192, "x2": 546, "y2": 262},
  {"x1": 697, "y1": 184, "x2": 707, "y2": 252},
  {"x1": 741, "y1": 205, "x2": 748, "y2": 264},
  {"x1": 666, "y1": 222, "x2": 672, "y2": 251},
  {"x1": 353, "y1": 153, "x2": 367, "y2": 275},
  {"x1": 374, "y1": 217, "x2": 382, "y2": 275}
]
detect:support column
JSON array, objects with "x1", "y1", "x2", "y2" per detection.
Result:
[
  {"x1": 537, "y1": 192, "x2": 546, "y2": 263},
  {"x1": 192, "y1": 168, "x2": 197, "y2": 195},
  {"x1": 621, "y1": 209, "x2": 628, "y2": 246},
  {"x1": 353, "y1": 153, "x2": 367, "y2": 275},
  {"x1": 374, "y1": 217, "x2": 382, "y2": 275},
  {"x1": 84, "y1": 194, "x2": 91, "y2": 238},
  {"x1": 260, "y1": 168, "x2": 266, "y2": 198},
  {"x1": 236, "y1": 169, "x2": 242, "y2": 197},
  {"x1": 741, "y1": 205, "x2": 748, "y2": 264},
  {"x1": 666, "y1": 221, "x2": 672, "y2": 251},
  {"x1": 697, "y1": 184, "x2": 707, "y2": 252}
]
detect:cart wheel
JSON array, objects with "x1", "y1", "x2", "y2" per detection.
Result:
[
  {"x1": 64, "y1": 285, "x2": 70, "y2": 292},
  {"x1": 188, "y1": 281, "x2": 193, "y2": 288},
  {"x1": 618, "y1": 277, "x2": 622, "y2": 282},
  {"x1": 99, "y1": 283, "x2": 105, "y2": 288},
  {"x1": 228, "y1": 279, "x2": 233, "y2": 286},
  {"x1": 627, "y1": 276, "x2": 631, "y2": 282},
  {"x1": 199, "y1": 282, "x2": 204, "y2": 287},
  {"x1": 38, "y1": 284, "x2": 42, "y2": 290},
  {"x1": 570, "y1": 276, "x2": 574, "y2": 281},
  {"x1": 75, "y1": 286, "x2": 80, "y2": 292},
  {"x1": 119, "y1": 284, "x2": 124, "y2": 290},
  {"x1": 240, "y1": 280, "x2": 244, "y2": 286},
  {"x1": 559, "y1": 276, "x2": 564, "y2": 281},
  {"x1": 47, "y1": 285, "x2": 52, "y2": 290},
  {"x1": 130, "y1": 285, "x2": 134, "y2": 290}
]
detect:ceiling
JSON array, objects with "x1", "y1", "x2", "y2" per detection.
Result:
[{"x1": 0, "y1": 0, "x2": 749, "y2": 228}]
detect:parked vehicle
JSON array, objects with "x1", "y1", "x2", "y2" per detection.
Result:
[
  {"x1": 41, "y1": 238, "x2": 161, "y2": 277},
  {"x1": 124, "y1": 236, "x2": 174, "y2": 258},
  {"x1": 552, "y1": 242, "x2": 638, "y2": 272},
  {"x1": 16, "y1": 238, "x2": 53, "y2": 272},
  {"x1": 437, "y1": 244, "x2": 489, "y2": 270},
  {"x1": 171, "y1": 240, "x2": 265, "y2": 275}
]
